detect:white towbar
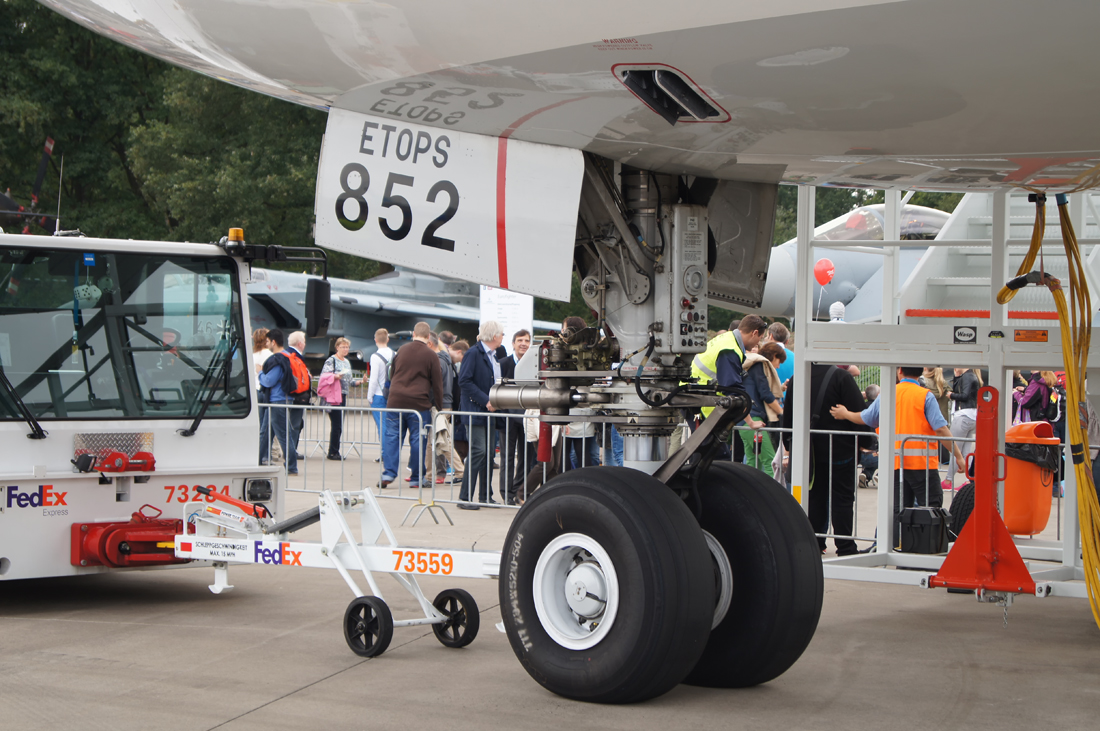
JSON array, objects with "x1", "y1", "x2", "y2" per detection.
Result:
[{"x1": 175, "y1": 487, "x2": 500, "y2": 657}]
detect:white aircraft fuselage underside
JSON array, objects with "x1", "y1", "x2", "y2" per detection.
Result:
[{"x1": 38, "y1": 0, "x2": 1100, "y2": 190}]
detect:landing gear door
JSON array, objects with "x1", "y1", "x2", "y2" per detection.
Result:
[
  {"x1": 706, "y1": 180, "x2": 779, "y2": 310},
  {"x1": 314, "y1": 108, "x2": 583, "y2": 302}
]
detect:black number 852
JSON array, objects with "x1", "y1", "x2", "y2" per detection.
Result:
[{"x1": 335, "y1": 163, "x2": 459, "y2": 251}]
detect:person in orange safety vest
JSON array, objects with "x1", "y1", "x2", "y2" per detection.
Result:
[{"x1": 830, "y1": 366, "x2": 964, "y2": 521}]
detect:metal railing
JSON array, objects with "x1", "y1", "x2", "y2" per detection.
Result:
[
  {"x1": 259, "y1": 401, "x2": 621, "y2": 522},
  {"x1": 732, "y1": 422, "x2": 881, "y2": 553}
]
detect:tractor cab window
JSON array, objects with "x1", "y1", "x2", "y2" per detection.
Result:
[{"x1": 0, "y1": 247, "x2": 249, "y2": 421}]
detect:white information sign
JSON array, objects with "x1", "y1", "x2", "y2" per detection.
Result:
[
  {"x1": 315, "y1": 108, "x2": 582, "y2": 301},
  {"x1": 479, "y1": 286, "x2": 534, "y2": 355}
]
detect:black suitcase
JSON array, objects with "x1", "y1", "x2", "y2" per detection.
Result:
[{"x1": 895, "y1": 507, "x2": 950, "y2": 553}]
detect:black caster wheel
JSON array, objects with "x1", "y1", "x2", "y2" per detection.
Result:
[
  {"x1": 343, "y1": 595, "x2": 393, "y2": 658},
  {"x1": 432, "y1": 588, "x2": 480, "y2": 648},
  {"x1": 498, "y1": 467, "x2": 714, "y2": 704}
]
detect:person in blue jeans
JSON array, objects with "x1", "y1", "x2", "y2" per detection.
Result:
[
  {"x1": 379, "y1": 322, "x2": 443, "y2": 489},
  {"x1": 367, "y1": 328, "x2": 395, "y2": 462},
  {"x1": 258, "y1": 329, "x2": 307, "y2": 476},
  {"x1": 382, "y1": 410, "x2": 429, "y2": 487},
  {"x1": 605, "y1": 424, "x2": 624, "y2": 467},
  {"x1": 254, "y1": 327, "x2": 275, "y2": 465},
  {"x1": 563, "y1": 411, "x2": 601, "y2": 471}
]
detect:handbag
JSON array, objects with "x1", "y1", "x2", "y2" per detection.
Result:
[{"x1": 317, "y1": 358, "x2": 343, "y2": 405}]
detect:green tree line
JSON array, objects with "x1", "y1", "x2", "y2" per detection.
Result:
[{"x1": 2, "y1": 0, "x2": 960, "y2": 327}]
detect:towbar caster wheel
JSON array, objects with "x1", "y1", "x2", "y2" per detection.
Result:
[
  {"x1": 432, "y1": 588, "x2": 480, "y2": 648},
  {"x1": 343, "y1": 596, "x2": 393, "y2": 658}
]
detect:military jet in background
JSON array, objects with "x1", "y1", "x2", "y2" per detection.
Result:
[
  {"x1": 747, "y1": 202, "x2": 952, "y2": 323},
  {"x1": 248, "y1": 266, "x2": 558, "y2": 360}
]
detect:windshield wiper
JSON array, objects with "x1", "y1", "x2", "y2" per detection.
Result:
[
  {"x1": 0, "y1": 364, "x2": 47, "y2": 439},
  {"x1": 178, "y1": 337, "x2": 238, "y2": 437}
]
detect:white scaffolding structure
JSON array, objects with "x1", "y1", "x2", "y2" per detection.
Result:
[{"x1": 789, "y1": 187, "x2": 1098, "y2": 598}]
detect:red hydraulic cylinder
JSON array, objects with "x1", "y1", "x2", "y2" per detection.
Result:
[
  {"x1": 537, "y1": 419, "x2": 554, "y2": 463},
  {"x1": 930, "y1": 387, "x2": 1036, "y2": 594}
]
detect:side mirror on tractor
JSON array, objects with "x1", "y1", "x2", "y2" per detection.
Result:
[{"x1": 305, "y1": 278, "x2": 331, "y2": 338}]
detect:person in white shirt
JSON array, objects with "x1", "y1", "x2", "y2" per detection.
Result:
[{"x1": 367, "y1": 328, "x2": 395, "y2": 463}]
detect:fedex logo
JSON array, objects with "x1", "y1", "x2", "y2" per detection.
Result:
[
  {"x1": 6, "y1": 484, "x2": 68, "y2": 508},
  {"x1": 254, "y1": 542, "x2": 302, "y2": 566}
]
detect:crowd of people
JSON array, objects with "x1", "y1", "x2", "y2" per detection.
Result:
[
  {"x1": 249, "y1": 316, "x2": 1081, "y2": 548},
  {"x1": 248, "y1": 316, "x2": 628, "y2": 508}
]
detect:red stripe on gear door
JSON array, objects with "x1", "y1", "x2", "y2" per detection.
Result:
[
  {"x1": 493, "y1": 97, "x2": 586, "y2": 291},
  {"x1": 495, "y1": 136, "x2": 510, "y2": 289}
]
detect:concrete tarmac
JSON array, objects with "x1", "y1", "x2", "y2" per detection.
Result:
[{"x1": 2, "y1": 457, "x2": 1098, "y2": 730}]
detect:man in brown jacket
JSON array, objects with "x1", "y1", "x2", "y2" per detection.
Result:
[{"x1": 380, "y1": 322, "x2": 444, "y2": 488}]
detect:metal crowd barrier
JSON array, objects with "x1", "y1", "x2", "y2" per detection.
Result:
[
  {"x1": 725, "y1": 422, "x2": 981, "y2": 554},
  {"x1": 729, "y1": 423, "x2": 876, "y2": 552},
  {"x1": 259, "y1": 402, "x2": 619, "y2": 523}
]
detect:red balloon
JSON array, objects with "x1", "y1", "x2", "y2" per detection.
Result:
[{"x1": 814, "y1": 258, "x2": 835, "y2": 286}]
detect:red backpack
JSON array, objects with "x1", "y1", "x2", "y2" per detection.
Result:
[{"x1": 280, "y1": 350, "x2": 314, "y2": 404}]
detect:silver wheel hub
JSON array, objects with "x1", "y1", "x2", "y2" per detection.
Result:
[
  {"x1": 533, "y1": 533, "x2": 620, "y2": 650},
  {"x1": 704, "y1": 530, "x2": 733, "y2": 629},
  {"x1": 565, "y1": 561, "x2": 607, "y2": 618}
]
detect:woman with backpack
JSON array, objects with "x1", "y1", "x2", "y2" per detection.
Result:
[
  {"x1": 1013, "y1": 370, "x2": 1055, "y2": 424},
  {"x1": 320, "y1": 337, "x2": 362, "y2": 460}
]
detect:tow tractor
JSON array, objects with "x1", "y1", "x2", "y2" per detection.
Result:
[{"x1": 0, "y1": 232, "x2": 291, "y2": 580}]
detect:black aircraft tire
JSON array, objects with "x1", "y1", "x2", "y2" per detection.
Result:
[
  {"x1": 949, "y1": 482, "x2": 975, "y2": 541},
  {"x1": 682, "y1": 462, "x2": 824, "y2": 688},
  {"x1": 499, "y1": 467, "x2": 714, "y2": 704}
]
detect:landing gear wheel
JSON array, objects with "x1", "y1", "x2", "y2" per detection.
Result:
[
  {"x1": 498, "y1": 467, "x2": 714, "y2": 704},
  {"x1": 432, "y1": 588, "x2": 480, "y2": 648},
  {"x1": 343, "y1": 596, "x2": 393, "y2": 658},
  {"x1": 680, "y1": 462, "x2": 824, "y2": 688}
]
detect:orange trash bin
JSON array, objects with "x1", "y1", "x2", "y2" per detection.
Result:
[{"x1": 1002, "y1": 422, "x2": 1060, "y2": 535}]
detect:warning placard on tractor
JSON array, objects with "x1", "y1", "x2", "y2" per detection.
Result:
[{"x1": 1013, "y1": 329, "x2": 1049, "y2": 343}]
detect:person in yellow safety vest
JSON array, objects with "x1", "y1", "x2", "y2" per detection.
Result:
[
  {"x1": 690, "y1": 316, "x2": 769, "y2": 461},
  {"x1": 830, "y1": 366, "x2": 965, "y2": 524},
  {"x1": 691, "y1": 315, "x2": 768, "y2": 417}
]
